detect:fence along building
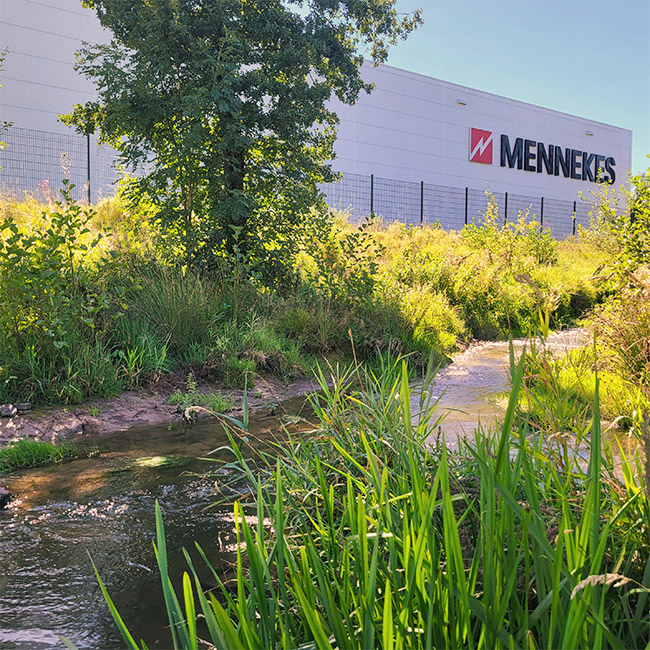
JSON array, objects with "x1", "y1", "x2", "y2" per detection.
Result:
[
  {"x1": 0, "y1": 0, "x2": 118, "y2": 202},
  {"x1": 322, "y1": 62, "x2": 633, "y2": 237},
  {"x1": 0, "y1": 3, "x2": 633, "y2": 235}
]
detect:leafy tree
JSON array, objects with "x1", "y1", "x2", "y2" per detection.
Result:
[{"x1": 62, "y1": 0, "x2": 421, "y2": 278}]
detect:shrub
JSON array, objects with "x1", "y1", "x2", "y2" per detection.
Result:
[
  {"x1": 463, "y1": 193, "x2": 557, "y2": 270},
  {"x1": 592, "y1": 265, "x2": 650, "y2": 386},
  {"x1": 0, "y1": 181, "x2": 123, "y2": 403}
]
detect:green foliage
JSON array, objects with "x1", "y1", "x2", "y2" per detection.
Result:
[
  {"x1": 0, "y1": 191, "x2": 611, "y2": 405},
  {"x1": 0, "y1": 181, "x2": 125, "y2": 403},
  {"x1": 167, "y1": 372, "x2": 235, "y2": 414},
  {"x1": 300, "y1": 215, "x2": 383, "y2": 306},
  {"x1": 0, "y1": 437, "x2": 87, "y2": 473},
  {"x1": 91, "y1": 355, "x2": 650, "y2": 649},
  {"x1": 0, "y1": 179, "x2": 111, "y2": 353},
  {"x1": 63, "y1": 0, "x2": 421, "y2": 277},
  {"x1": 592, "y1": 266, "x2": 650, "y2": 387},
  {"x1": 463, "y1": 193, "x2": 557, "y2": 269},
  {"x1": 579, "y1": 165, "x2": 650, "y2": 274}
]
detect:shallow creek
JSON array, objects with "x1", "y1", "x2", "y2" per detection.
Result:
[
  {"x1": 0, "y1": 331, "x2": 588, "y2": 649},
  {"x1": 0, "y1": 398, "x2": 313, "y2": 649},
  {"x1": 423, "y1": 328, "x2": 588, "y2": 446}
]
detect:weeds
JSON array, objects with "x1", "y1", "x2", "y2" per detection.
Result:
[
  {"x1": 0, "y1": 437, "x2": 89, "y2": 473},
  {"x1": 84, "y1": 351, "x2": 650, "y2": 649},
  {"x1": 167, "y1": 372, "x2": 235, "y2": 414}
]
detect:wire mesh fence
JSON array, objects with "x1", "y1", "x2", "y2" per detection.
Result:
[
  {"x1": 321, "y1": 172, "x2": 599, "y2": 238},
  {"x1": 1, "y1": 126, "x2": 602, "y2": 238},
  {"x1": 0, "y1": 126, "x2": 121, "y2": 203}
]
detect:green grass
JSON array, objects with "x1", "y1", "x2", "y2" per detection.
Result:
[
  {"x1": 0, "y1": 191, "x2": 613, "y2": 407},
  {"x1": 167, "y1": 372, "x2": 236, "y2": 414},
  {"x1": 0, "y1": 437, "x2": 85, "y2": 473},
  {"x1": 520, "y1": 342, "x2": 650, "y2": 435},
  {"x1": 84, "y1": 351, "x2": 650, "y2": 649}
]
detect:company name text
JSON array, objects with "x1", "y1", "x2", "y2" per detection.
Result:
[{"x1": 500, "y1": 135, "x2": 616, "y2": 183}]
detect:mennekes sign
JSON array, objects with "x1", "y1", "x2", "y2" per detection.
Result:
[{"x1": 469, "y1": 128, "x2": 616, "y2": 183}]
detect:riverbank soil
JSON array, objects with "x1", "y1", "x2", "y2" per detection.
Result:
[{"x1": 0, "y1": 373, "x2": 322, "y2": 445}]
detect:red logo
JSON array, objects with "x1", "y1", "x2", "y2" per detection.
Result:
[{"x1": 469, "y1": 128, "x2": 494, "y2": 164}]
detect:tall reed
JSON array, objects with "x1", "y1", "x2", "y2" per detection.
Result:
[{"x1": 85, "y1": 353, "x2": 650, "y2": 649}]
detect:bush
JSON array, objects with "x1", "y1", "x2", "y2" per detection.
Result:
[
  {"x1": 0, "y1": 193, "x2": 612, "y2": 405},
  {"x1": 462, "y1": 193, "x2": 557, "y2": 269},
  {"x1": 593, "y1": 265, "x2": 650, "y2": 386},
  {"x1": 578, "y1": 167, "x2": 650, "y2": 275},
  {"x1": 0, "y1": 181, "x2": 124, "y2": 403}
]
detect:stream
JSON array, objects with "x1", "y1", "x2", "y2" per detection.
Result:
[
  {"x1": 0, "y1": 331, "x2": 588, "y2": 649},
  {"x1": 0, "y1": 398, "x2": 313, "y2": 649}
]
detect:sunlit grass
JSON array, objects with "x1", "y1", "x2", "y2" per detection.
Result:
[{"x1": 0, "y1": 437, "x2": 84, "y2": 473}]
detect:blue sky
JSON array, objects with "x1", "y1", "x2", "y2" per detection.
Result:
[{"x1": 385, "y1": 0, "x2": 650, "y2": 174}]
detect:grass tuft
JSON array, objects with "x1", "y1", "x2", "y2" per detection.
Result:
[{"x1": 0, "y1": 437, "x2": 86, "y2": 473}]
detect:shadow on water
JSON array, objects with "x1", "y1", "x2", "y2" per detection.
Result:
[{"x1": 0, "y1": 396, "x2": 313, "y2": 650}]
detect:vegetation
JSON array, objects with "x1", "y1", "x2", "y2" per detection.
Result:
[
  {"x1": 62, "y1": 0, "x2": 421, "y2": 273},
  {"x1": 0, "y1": 187, "x2": 609, "y2": 407},
  {"x1": 0, "y1": 437, "x2": 87, "y2": 473},
  {"x1": 84, "y1": 353, "x2": 650, "y2": 649},
  {"x1": 522, "y1": 172, "x2": 650, "y2": 435},
  {"x1": 167, "y1": 372, "x2": 235, "y2": 415}
]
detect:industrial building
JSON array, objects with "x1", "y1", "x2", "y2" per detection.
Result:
[{"x1": 0, "y1": 0, "x2": 633, "y2": 235}]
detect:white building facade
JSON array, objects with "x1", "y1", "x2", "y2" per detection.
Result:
[
  {"x1": 0, "y1": 2, "x2": 633, "y2": 234},
  {"x1": 323, "y1": 62, "x2": 632, "y2": 236},
  {"x1": 0, "y1": 0, "x2": 115, "y2": 201}
]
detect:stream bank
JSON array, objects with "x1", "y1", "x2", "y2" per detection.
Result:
[
  {"x1": 0, "y1": 374, "x2": 322, "y2": 446},
  {"x1": 0, "y1": 329, "x2": 588, "y2": 448}
]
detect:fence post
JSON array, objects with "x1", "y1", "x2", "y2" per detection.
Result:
[
  {"x1": 420, "y1": 180, "x2": 424, "y2": 227},
  {"x1": 573, "y1": 200, "x2": 577, "y2": 236},
  {"x1": 504, "y1": 192, "x2": 508, "y2": 224},
  {"x1": 370, "y1": 174, "x2": 374, "y2": 215},
  {"x1": 465, "y1": 187, "x2": 469, "y2": 225},
  {"x1": 540, "y1": 196, "x2": 544, "y2": 232},
  {"x1": 86, "y1": 133, "x2": 91, "y2": 204}
]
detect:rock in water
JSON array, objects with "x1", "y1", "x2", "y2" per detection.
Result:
[{"x1": 0, "y1": 487, "x2": 12, "y2": 509}]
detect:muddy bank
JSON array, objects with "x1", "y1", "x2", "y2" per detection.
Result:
[{"x1": 0, "y1": 374, "x2": 323, "y2": 446}]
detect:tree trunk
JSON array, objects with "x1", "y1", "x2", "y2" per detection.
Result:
[{"x1": 223, "y1": 150, "x2": 247, "y2": 256}]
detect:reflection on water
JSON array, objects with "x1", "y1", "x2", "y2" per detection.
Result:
[{"x1": 0, "y1": 397, "x2": 312, "y2": 649}]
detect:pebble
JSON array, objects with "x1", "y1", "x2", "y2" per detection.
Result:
[
  {"x1": 0, "y1": 487, "x2": 12, "y2": 509},
  {"x1": 0, "y1": 404, "x2": 17, "y2": 418}
]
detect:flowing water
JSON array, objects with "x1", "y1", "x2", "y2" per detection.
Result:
[
  {"x1": 423, "y1": 329, "x2": 589, "y2": 447},
  {"x1": 0, "y1": 398, "x2": 313, "y2": 649},
  {"x1": 0, "y1": 331, "x2": 590, "y2": 649}
]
